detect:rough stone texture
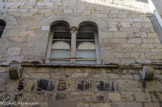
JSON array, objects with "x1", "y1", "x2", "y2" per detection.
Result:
[
  {"x1": 144, "y1": 102, "x2": 160, "y2": 107},
  {"x1": 0, "y1": 67, "x2": 161, "y2": 107},
  {"x1": 121, "y1": 92, "x2": 135, "y2": 101},
  {"x1": 108, "y1": 92, "x2": 121, "y2": 101},
  {"x1": 0, "y1": 0, "x2": 162, "y2": 64},
  {"x1": 135, "y1": 92, "x2": 151, "y2": 102},
  {"x1": 0, "y1": 0, "x2": 162, "y2": 107},
  {"x1": 7, "y1": 47, "x2": 21, "y2": 56}
]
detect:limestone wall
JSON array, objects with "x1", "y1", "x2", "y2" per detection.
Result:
[
  {"x1": 0, "y1": 0, "x2": 162, "y2": 65},
  {"x1": 0, "y1": 66, "x2": 162, "y2": 107}
]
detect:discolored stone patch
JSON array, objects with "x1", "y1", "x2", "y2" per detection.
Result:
[
  {"x1": 77, "y1": 81, "x2": 92, "y2": 91},
  {"x1": 57, "y1": 80, "x2": 67, "y2": 91},
  {"x1": 37, "y1": 79, "x2": 54, "y2": 91},
  {"x1": 55, "y1": 93, "x2": 67, "y2": 100},
  {"x1": 97, "y1": 81, "x2": 117, "y2": 92},
  {"x1": 17, "y1": 79, "x2": 24, "y2": 91}
]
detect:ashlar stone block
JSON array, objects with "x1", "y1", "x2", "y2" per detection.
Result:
[
  {"x1": 89, "y1": 103, "x2": 111, "y2": 107},
  {"x1": 108, "y1": 92, "x2": 121, "y2": 101},
  {"x1": 144, "y1": 103, "x2": 160, "y2": 107},
  {"x1": 7, "y1": 47, "x2": 21, "y2": 56},
  {"x1": 135, "y1": 92, "x2": 151, "y2": 102}
]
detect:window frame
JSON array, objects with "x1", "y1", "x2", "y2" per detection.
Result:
[
  {"x1": 46, "y1": 28, "x2": 71, "y2": 63},
  {"x1": 46, "y1": 21, "x2": 101, "y2": 64},
  {"x1": 75, "y1": 30, "x2": 101, "y2": 64}
]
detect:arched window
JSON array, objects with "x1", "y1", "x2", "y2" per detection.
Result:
[
  {"x1": 46, "y1": 21, "x2": 71, "y2": 64},
  {"x1": 0, "y1": 19, "x2": 6, "y2": 38},
  {"x1": 76, "y1": 22, "x2": 100, "y2": 64},
  {"x1": 46, "y1": 21, "x2": 101, "y2": 64}
]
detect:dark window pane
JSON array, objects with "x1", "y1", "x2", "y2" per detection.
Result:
[
  {"x1": 53, "y1": 32, "x2": 71, "y2": 39},
  {"x1": 77, "y1": 32, "x2": 94, "y2": 39}
]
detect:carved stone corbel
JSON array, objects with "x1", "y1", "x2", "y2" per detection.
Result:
[
  {"x1": 9, "y1": 62, "x2": 23, "y2": 79},
  {"x1": 142, "y1": 66, "x2": 154, "y2": 80}
]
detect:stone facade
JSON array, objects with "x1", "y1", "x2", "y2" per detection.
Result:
[
  {"x1": 0, "y1": 0, "x2": 162, "y2": 64},
  {"x1": 0, "y1": 66, "x2": 162, "y2": 107},
  {"x1": 0, "y1": 0, "x2": 162, "y2": 107}
]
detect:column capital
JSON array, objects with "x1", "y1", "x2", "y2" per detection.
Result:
[{"x1": 70, "y1": 26, "x2": 78, "y2": 31}]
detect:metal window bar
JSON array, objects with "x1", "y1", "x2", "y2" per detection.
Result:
[{"x1": 48, "y1": 57, "x2": 103, "y2": 60}]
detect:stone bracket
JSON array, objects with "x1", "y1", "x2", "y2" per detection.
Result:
[
  {"x1": 9, "y1": 62, "x2": 23, "y2": 79},
  {"x1": 142, "y1": 66, "x2": 154, "y2": 80}
]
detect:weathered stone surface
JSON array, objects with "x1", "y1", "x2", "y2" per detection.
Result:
[
  {"x1": 0, "y1": 73, "x2": 10, "y2": 79},
  {"x1": 37, "y1": 79, "x2": 54, "y2": 91},
  {"x1": 72, "y1": 73, "x2": 88, "y2": 78},
  {"x1": 117, "y1": 80, "x2": 143, "y2": 92},
  {"x1": 126, "y1": 102, "x2": 143, "y2": 107},
  {"x1": 151, "y1": 93, "x2": 162, "y2": 101},
  {"x1": 24, "y1": 80, "x2": 35, "y2": 91},
  {"x1": 107, "y1": 73, "x2": 119, "y2": 79},
  {"x1": 89, "y1": 102, "x2": 111, "y2": 107},
  {"x1": 108, "y1": 92, "x2": 121, "y2": 101},
  {"x1": 21, "y1": 47, "x2": 33, "y2": 56},
  {"x1": 55, "y1": 93, "x2": 67, "y2": 100},
  {"x1": 7, "y1": 47, "x2": 21, "y2": 56},
  {"x1": 9, "y1": 63, "x2": 22, "y2": 79},
  {"x1": 77, "y1": 102, "x2": 89, "y2": 107},
  {"x1": 0, "y1": 67, "x2": 7, "y2": 73},
  {"x1": 30, "y1": 73, "x2": 50, "y2": 78},
  {"x1": 1, "y1": 0, "x2": 162, "y2": 106},
  {"x1": 145, "y1": 81, "x2": 162, "y2": 92},
  {"x1": 0, "y1": 0, "x2": 162, "y2": 64},
  {"x1": 0, "y1": 67, "x2": 162, "y2": 106},
  {"x1": 135, "y1": 92, "x2": 151, "y2": 102},
  {"x1": 144, "y1": 103, "x2": 160, "y2": 107},
  {"x1": 77, "y1": 81, "x2": 92, "y2": 91},
  {"x1": 57, "y1": 80, "x2": 67, "y2": 91},
  {"x1": 41, "y1": 26, "x2": 50, "y2": 31},
  {"x1": 17, "y1": 79, "x2": 24, "y2": 91},
  {"x1": 121, "y1": 92, "x2": 134, "y2": 102},
  {"x1": 7, "y1": 56, "x2": 23, "y2": 62},
  {"x1": 19, "y1": 31, "x2": 36, "y2": 38},
  {"x1": 97, "y1": 81, "x2": 118, "y2": 92},
  {"x1": 113, "y1": 102, "x2": 143, "y2": 107},
  {"x1": 121, "y1": 74, "x2": 133, "y2": 79}
]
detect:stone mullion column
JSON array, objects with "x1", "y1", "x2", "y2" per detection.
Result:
[{"x1": 70, "y1": 27, "x2": 77, "y2": 64}]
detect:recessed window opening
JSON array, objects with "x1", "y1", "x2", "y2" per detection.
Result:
[
  {"x1": 48, "y1": 21, "x2": 71, "y2": 64},
  {"x1": 0, "y1": 19, "x2": 6, "y2": 38},
  {"x1": 46, "y1": 21, "x2": 101, "y2": 64},
  {"x1": 76, "y1": 22, "x2": 99, "y2": 64}
]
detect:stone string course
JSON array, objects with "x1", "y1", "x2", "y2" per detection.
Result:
[
  {"x1": 0, "y1": 0, "x2": 162, "y2": 64},
  {"x1": 0, "y1": 66, "x2": 162, "y2": 107}
]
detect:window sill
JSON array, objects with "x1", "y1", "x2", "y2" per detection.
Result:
[
  {"x1": 20, "y1": 62, "x2": 143, "y2": 69},
  {"x1": 2, "y1": 61, "x2": 162, "y2": 69}
]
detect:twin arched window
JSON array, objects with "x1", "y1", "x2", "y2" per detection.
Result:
[
  {"x1": 76, "y1": 22, "x2": 98, "y2": 64},
  {"x1": 0, "y1": 19, "x2": 6, "y2": 38},
  {"x1": 46, "y1": 21, "x2": 100, "y2": 64},
  {"x1": 49, "y1": 21, "x2": 71, "y2": 63}
]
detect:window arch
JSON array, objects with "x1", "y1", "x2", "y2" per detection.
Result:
[
  {"x1": 46, "y1": 21, "x2": 71, "y2": 64},
  {"x1": 46, "y1": 21, "x2": 101, "y2": 64},
  {"x1": 76, "y1": 21, "x2": 100, "y2": 64},
  {"x1": 0, "y1": 19, "x2": 6, "y2": 38}
]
